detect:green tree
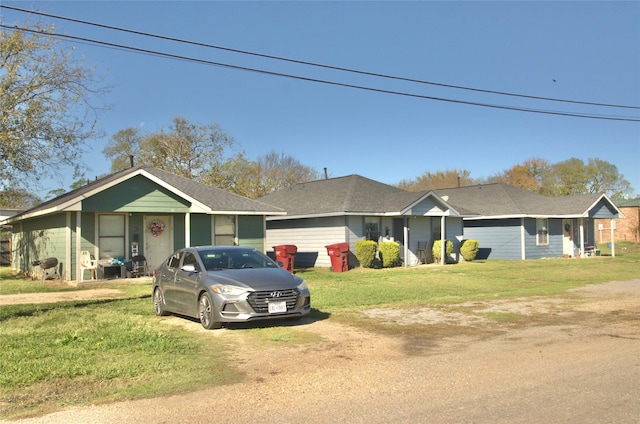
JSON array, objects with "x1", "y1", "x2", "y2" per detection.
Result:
[
  {"x1": 542, "y1": 157, "x2": 631, "y2": 198},
  {"x1": 1, "y1": 24, "x2": 106, "y2": 191},
  {"x1": 103, "y1": 128, "x2": 142, "y2": 172},
  {"x1": 0, "y1": 187, "x2": 41, "y2": 208}
]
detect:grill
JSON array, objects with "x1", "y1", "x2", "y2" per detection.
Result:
[
  {"x1": 247, "y1": 289, "x2": 299, "y2": 313},
  {"x1": 32, "y1": 257, "x2": 60, "y2": 284}
]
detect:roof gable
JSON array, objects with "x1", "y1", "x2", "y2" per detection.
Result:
[
  {"x1": 2, "y1": 166, "x2": 283, "y2": 223},
  {"x1": 258, "y1": 174, "x2": 460, "y2": 218}
]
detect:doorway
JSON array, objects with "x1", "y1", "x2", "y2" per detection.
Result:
[{"x1": 144, "y1": 215, "x2": 174, "y2": 270}]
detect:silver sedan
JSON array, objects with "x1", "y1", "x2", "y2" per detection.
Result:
[{"x1": 152, "y1": 246, "x2": 311, "y2": 329}]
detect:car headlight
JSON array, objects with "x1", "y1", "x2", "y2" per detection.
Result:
[
  {"x1": 211, "y1": 285, "x2": 247, "y2": 296},
  {"x1": 297, "y1": 280, "x2": 309, "y2": 291}
]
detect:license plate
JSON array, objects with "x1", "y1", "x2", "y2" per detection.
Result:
[{"x1": 268, "y1": 300, "x2": 287, "y2": 313}]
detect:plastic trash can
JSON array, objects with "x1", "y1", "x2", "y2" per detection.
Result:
[
  {"x1": 273, "y1": 244, "x2": 297, "y2": 273},
  {"x1": 325, "y1": 242, "x2": 350, "y2": 272}
]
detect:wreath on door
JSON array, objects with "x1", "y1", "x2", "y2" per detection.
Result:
[{"x1": 148, "y1": 219, "x2": 165, "y2": 237}]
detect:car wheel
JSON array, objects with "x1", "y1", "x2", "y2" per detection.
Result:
[
  {"x1": 153, "y1": 287, "x2": 168, "y2": 316},
  {"x1": 198, "y1": 293, "x2": 222, "y2": 329}
]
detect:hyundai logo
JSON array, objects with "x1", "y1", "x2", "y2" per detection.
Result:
[{"x1": 270, "y1": 291, "x2": 282, "y2": 298}]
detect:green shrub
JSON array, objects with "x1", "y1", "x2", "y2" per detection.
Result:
[
  {"x1": 355, "y1": 240, "x2": 377, "y2": 268},
  {"x1": 460, "y1": 239, "x2": 479, "y2": 261},
  {"x1": 432, "y1": 239, "x2": 453, "y2": 263},
  {"x1": 379, "y1": 242, "x2": 401, "y2": 268}
]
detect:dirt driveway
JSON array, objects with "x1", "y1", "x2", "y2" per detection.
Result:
[{"x1": 3, "y1": 279, "x2": 639, "y2": 423}]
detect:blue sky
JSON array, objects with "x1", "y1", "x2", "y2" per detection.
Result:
[{"x1": 3, "y1": 1, "x2": 639, "y2": 198}]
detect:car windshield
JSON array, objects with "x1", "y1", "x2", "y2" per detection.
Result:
[{"x1": 198, "y1": 248, "x2": 278, "y2": 271}]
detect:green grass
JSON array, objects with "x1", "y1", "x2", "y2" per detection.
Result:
[{"x1": 0, "y1": 241, "x2": 638, "y2": 418}]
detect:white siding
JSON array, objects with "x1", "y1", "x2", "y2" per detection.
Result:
[{"x1": 266, "y1": 216, "x2": 347, "y2": 268}]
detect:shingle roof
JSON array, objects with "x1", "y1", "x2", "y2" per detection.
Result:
[
  {"x1": 435, "y1": 183, "x2": 608, "y2": 217},
  {"x1": 3, "y1": 166, "x2": 283, "y2": 223},
  {"x1": 258, "y1": 174, "x2": 430, "y2": 217},
  {"x1": 259, "y1": 176, "x2": 617, "y2": 219}
]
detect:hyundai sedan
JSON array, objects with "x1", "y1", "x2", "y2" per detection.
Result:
[{"x1": 152, "y1": 246, "x2": 311, "y2": 329}]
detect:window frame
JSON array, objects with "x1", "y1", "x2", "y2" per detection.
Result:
[{"x1": 536, "y1": 218, "x2": 549, "y2": 246}]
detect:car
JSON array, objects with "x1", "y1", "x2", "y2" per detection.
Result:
[{"x1": 152, "y1": 245, "x2": 311, "y2": 329}]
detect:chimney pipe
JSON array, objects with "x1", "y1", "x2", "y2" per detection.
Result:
[
  {"x1": 324, "y1": 168, "x2": 328, "y2": 179},
  {"x1": 129, "y1": 155, "x2": 135, "y2": 168}
]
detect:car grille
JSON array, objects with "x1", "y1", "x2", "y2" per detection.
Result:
[{"x1": 247, "y1": 289, "x2": 299, "y2": 313}]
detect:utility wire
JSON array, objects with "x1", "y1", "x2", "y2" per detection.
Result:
[
  {"x1": 2, "y1": 24, "x2": 639, "y2": 122},
  {"x1": 3, "y1": 4, "x2": 639, "y2": 111}
]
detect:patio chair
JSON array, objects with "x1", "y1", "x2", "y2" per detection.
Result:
[{"x1": 80, "y1": 250, "x2": 97, "y2": 281}]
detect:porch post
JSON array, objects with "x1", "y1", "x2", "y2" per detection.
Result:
[
  {"x1": 184, "y1": 213, "x2": 191, "y2": 248},
  {"x1": 75, "y1": 211, "x2": 81, "y2": 281},
  {"x1": 440, "y1": 215, "x2": 446, "y2": 265},
  {"x1": 404, "y1": 216, "x2": 409, "y2": 268},
  {"x1": 610, "y1": 218, "x2": 616, "y2": 257},
  {"x1": 579, "y1": 218, "x2": 585, "y2": 258},
  {"x1": 520, "y1": 217, "x2": 526, "y2": 260}
]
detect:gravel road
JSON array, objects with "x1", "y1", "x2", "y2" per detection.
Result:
[{"x1": 3, "y1": 279, "x2": 639, "y2": 423}]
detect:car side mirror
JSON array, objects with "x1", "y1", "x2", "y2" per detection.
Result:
[{"x1": 181, "y1": 264, "x2": 197, "y2": 273}]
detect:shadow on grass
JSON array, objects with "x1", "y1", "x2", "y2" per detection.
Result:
[{"x1": 0, "y1": 295, "x2": 152, "y2": 322}]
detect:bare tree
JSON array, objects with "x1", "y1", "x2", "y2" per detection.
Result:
[{"x1": 1, "y1": 24, "x2": 107, "y2": 192}]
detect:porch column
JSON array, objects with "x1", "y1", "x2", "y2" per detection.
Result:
[
  {"x1": 184, "y1": 213, "x2": 191, "y2": 247},
  {"x1": 440, "y1": 215, "x2": 446, "y2": 265},
  {"x1": 404, "y1": 216, "x2": 409, "y2": 268},
  {"x1": 520, "y1": 217, "x2": 526, "y2": 260},
  {"x1": 75, "y1": 211, "x2": 81, "y2": 281},
  {"x1": 579, "y1": 218, "x2": 585, "y2": 258},
  {"x1": 610, "y1": 218, "x2": 616, "y2": 257}
]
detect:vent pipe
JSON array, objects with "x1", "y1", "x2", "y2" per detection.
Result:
[
  {"x1": 129, "y1": 155, "x2": 135, "y2": 168},
  {"x1": 324, "y1": 167, "x2": 328, "y2": 179}
]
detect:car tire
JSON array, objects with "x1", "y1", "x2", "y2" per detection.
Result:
[
  {"x1": 199, "y1": 292, "x2": 222, "y2": 329},
  {"x1": 153, "y1": 287, "x2": 168, "y2": 316}
]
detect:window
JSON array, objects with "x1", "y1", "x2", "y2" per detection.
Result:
[
  {"x1": 365, "y1": 217, "x2": 380, "y2": 241},
  {"x1": 98, "y1": 214, "x2": 125, "y2": 259},
  {"x1": 214, "y1": 215, "x2": 236, "y2": 245},
  {"x1": 536, "y1": 218, "x2": 549, "y2": 246}
]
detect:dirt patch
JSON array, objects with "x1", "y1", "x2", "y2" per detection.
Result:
[{"x1": 0, "y1": 289, "x2": 125, "y2": 305}]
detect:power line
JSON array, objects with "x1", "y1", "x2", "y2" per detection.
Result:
[
  {"x1": 2, "y1": 24, "x2": 639, "y2": 122},
  {"x1": 4, "y1": 4, "x2": 638, "y2": 111}
]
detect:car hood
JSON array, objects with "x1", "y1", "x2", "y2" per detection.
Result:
[{"x1": 205, "y1": 268, "x2": 303, "y2": 291}]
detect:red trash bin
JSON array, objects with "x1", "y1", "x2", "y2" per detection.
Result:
[
  {"x1": 273, "y1": 244, "x2": 297, "y2": 273},
  {"x1": 325, "y1": 242, "x2": 350, "y2": 272}
]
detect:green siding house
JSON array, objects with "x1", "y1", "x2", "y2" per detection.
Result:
[{"x1": 2, "y1": 166, "x2": 284, "y2": 282}]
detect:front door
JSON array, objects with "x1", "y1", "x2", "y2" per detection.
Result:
[
  {"x1": 144, "y1": 215, "x2": 174, "y2": 270},
  {"x1": 562, "y1": 219, "x2": 574, "y2": 257}
]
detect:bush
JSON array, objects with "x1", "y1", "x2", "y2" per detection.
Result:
[
  {"x1": 432, "y1": 239, "x2": 453, "y2": 263},
  {"x1": 355, "y1": 240, "x2": 377, "y2": 268},
  {"x1": 460, "y1": 239, "x2": 479, "y2": 261},
  {"x1": 379, "y1": 242, "x2": 401, "y2": 268}
]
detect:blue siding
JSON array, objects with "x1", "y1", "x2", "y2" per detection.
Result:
[
  {"x1": 464, "y1": 219, "x2": 521, "y2": 260},
  {"x1": 523, "y1": 218, "x2": 563, "y2": 259},
  {"x1": 589, "y1": 199, "x2": 619, "y2": 219}
]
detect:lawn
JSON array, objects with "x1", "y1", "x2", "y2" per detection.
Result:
[{"x1": 1, "y1": 242, "x2": 638, "y2": 418}]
